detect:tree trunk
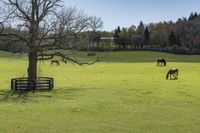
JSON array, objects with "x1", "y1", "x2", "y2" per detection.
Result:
[{"x1": 27, "y1": 50, "x2": 38, "y2": 92}]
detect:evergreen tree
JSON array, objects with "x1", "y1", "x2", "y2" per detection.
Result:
[
  {"x1": 176, "y1": 35, "x2": 181, "y2": 46},
  {"x1": 168, "y1": 31, "x2": 176, "y2": 46},
  {"x1": 188, "y1": 12, "x2": 194, "y2": 20},
  {"x1": 137, "y1": 21, "x2": 145, "y2": 35},
  {"x1": 137, "y1": 21, "x2": 145, "y2": 48},
  {"x1": 113, "y1": 26, "x2": 122, "y2": 49},
  {"x1": 120, "y1": 27, "x2": 128, "y2": 49},
  {"x1": 144, "y1": 27, "x2": 150, "y2": 45},
  {"x1": 188, "y1": 12, "x2": 198, "y2": 21},
  {"x1": 113, "y1": 26, "x2": 121, "y2": 39}
]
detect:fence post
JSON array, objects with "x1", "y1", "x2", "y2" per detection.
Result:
[
  {"x1": 11, "y1": 79, "x2": 13, "y2": 90},
  {"x1": 51, "y1": 78, "x2": 54, "y2": 90},
  {"x1": 48, "y1": 80, "x2": 51, "y2": 91},
  {"x1": 15, "y1": 80, "x2": 18, "y2": 91}
]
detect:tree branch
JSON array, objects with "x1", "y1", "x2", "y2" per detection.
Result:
[
  {"x1": 38, "y1": 52, "x2": 99, "y2": 65},
  {"x1": 0, "y1": 26, "x2": 29, "y2": 44}
]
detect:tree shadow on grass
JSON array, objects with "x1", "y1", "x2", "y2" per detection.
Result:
[
  {"x1": 0, "y1": 87, "x2": 94, "y2": 103},
  {"x1": 0, "y1": 90, "x2": 30, "y2": 103}
]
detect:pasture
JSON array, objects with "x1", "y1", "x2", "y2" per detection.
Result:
[{"x1": 0, "y1": 51, "x2": 200, "y2": 133}]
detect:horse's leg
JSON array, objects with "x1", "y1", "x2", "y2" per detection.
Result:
[
  {"x1": 173, "y1": 73, "x2": 178, "y2": 79},
  {"x1": 172, "y1": 74, "x2": 175, "y2": 78}
]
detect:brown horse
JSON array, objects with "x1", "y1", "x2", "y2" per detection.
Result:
[
  {"x1": 157, "y1": 58, "x2": 166, "y2": 66},
  {"x1": 166, "y1": 68, "x2": 179, "y2": 80},
  {"x1": 51, "y1": 59, "x2": 60, "y2": 66}
]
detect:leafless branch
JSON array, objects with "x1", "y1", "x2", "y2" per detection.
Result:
[
  {"x1": 0, "y1": 0, "x2": 103, "y2": 67},
  {"x1": 38, "y1": 52, "x2": 99, "y2": 65}
]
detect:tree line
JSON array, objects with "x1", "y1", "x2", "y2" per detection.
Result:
[
  {"x1": 112, "y1": 12, "x2": 200, "y2": 54},
  {"x1": 1, "y1": 11, "x2": 200, "y2": 54},
  {"x1": 68, "y1": 12, "x2": 200, "y2": 54}
]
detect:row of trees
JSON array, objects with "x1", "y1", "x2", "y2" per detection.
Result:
[
  {"x1": 1, "y1": 6, "x2": 200, "y2": 54},
  {"x1": 112, "y1": 12, "x2": 200, "y2": 53},
  {"x1": 74, "y1": 12, "x2": 200, "y2": 53}
]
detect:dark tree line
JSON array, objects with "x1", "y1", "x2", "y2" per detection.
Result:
[
  {"x1": 1, "y1": 12, "x2": 200, "y2": 54},
  {"x1": 112, "y1": 12, "x2": 200, "y2": 54}
]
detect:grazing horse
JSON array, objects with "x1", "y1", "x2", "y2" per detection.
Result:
[
  {"x1": 157, "y1": 58, "x2": 166, "y2": 66},
  {"x1": 51, "y1": 59, "x2": 60, "y2": 66},
  {"x1": 166, "y1": 68, "x2": 179, "y2": 80}
]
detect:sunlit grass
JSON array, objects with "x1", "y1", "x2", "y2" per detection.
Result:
[{"x1": 0, "y1": 51, "x2": 200, "y2": 133}]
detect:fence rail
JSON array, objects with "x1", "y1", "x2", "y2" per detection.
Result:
[{"x1": 11, "y1": 77, "x2": 54, "y2": 91}]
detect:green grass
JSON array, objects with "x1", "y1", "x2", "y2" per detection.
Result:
[{"x1": 0, "y1": 51, "x2": 200, "y2": 133}]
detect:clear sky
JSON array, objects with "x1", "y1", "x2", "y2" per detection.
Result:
[{"x1": 65, "y1": 0, "x2": 200, "y2": 31}]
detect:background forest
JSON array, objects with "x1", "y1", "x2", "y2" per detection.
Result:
[{"x1": 1, "y1": 12, "x2": 200, "y2": 54}]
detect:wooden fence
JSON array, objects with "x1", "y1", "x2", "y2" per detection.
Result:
[{"x1": 11, "y1": 77, "x2": 54, "y2": 92}]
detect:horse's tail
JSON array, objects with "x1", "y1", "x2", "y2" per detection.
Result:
[
  {"x1": 166, "y1": 71, "x2": 169, "y2": 80},
  {"x1": 176, "y1": 69, "x2": 179, "y2": 76}
]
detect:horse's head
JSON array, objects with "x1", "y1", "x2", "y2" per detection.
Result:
[{"x1": 166, "y1": 74, "x2": 169, "y2": 80}]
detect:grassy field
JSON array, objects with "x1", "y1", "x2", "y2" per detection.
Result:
[{"x1": 0, "y1": 51, "x2": 200, "y2": 133}]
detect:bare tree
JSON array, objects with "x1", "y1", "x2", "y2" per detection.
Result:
[
  {"x1": 89, "y1": 16, "x2": 103, "y2": 31},
  {"x1": 0, "y1": 0, "x2": 100, "y2": 85},
  {"x1": 88, "y1": 16, "x2": 103, "y2": 49}
]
